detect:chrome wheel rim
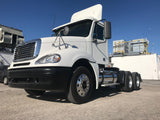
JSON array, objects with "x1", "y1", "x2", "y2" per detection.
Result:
[
  {"x1": 136, "y1": 76, "x2": 140, "y2": 87},
  {"x1": 4, "y1": 77, "x2": 7, "y2": 84},
  {"x1": 76, "y1": 74, "x2": 90, "y2": 97},
  {"x1": 129, "y1": 76, "x2": 133, "y2": 88}
]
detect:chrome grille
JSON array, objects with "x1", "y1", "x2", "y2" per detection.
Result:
[{"x1": 14, "y1": 42, "x2": 35, "y2": 61}]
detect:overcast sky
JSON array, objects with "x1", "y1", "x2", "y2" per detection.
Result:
[{"x1": 0, "y1": 0, "x2": 160, "y2": 54}]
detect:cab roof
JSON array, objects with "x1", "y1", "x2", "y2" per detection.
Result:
[{"x1": 52, "y1": 4, "x2": 102, "y2": 31}]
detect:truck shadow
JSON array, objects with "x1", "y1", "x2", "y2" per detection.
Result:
[
  {"x1": 94, "y1": 86, "x2": 121, "y2": 98},
  {"x1": 27, "y1": 92, "x2": 69, "y2": 103},
  {"x1": 27, "y1": 86, "x2": 122, "y2": 103}
]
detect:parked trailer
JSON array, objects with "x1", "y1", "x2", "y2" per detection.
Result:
[
  {"x1": 8, "y1": 4, "x2": 142, "y2": 104},
  {"x1": 112, "y1": 54, "x2": 160, "y2": 80}
]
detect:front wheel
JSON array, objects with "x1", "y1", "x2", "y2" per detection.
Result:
[
  {"x1": 3, "y1": 77, "x2": 8, "y2": 85},
  {"x1": 25, "y1": 89, "x2": 45, "y2": 96},
  {"x1": 67, "y1": 66, "x2": 95, "y2": 104}
]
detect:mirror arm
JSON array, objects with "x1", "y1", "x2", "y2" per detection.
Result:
[
  {"x1": 93, "y1": 38, "x2": 97, "y2": 43},
  {"x1": 95, "y1": 19, "x2": 106, "y2": 23},
  {"x1": 96, "y1": 40, "x2": 106, "y2": 44}
]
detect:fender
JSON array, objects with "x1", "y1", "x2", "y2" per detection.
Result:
[
  {"x1": 58, "y1": 48, "x2": 99, "y2": 89},
  {"x1": 36, "y1": 48, "x2": 96, "y2": 67},
  {"x1": 89, "y1": 62, "x2": 99, "y2": 89}
]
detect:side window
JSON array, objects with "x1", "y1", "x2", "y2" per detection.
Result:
[{"x1": 93, "y1": 24, "x2": 104, "y2": 40}]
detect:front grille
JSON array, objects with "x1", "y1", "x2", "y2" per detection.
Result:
[{"x1": 14, "y1": 42, "x2": 35, "y2": 61}]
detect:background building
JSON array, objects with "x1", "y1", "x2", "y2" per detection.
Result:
[
  {"x1": 112, "y1": 39, "x2": 160, "y2": 80},
  {"x1": 0, "y1": 24, "x2": 24, "y2": 65}
]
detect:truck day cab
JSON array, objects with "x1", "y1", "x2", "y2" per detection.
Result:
[{"x1": 8, "y1": 4, "x2": 141, "y2": 104}]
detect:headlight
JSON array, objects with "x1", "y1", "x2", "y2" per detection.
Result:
[{"x1": 35, "y1": 54, "x2": 61, "y2": 64}]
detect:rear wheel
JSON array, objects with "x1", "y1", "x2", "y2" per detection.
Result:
[
  {"x1": 116, "y1": 71, "x2": 125, "y2": 91},
  {"x1": 67, "y1": 66, "x2": 95, "y2": 104},
  {"x1": 25, "y1": 89, "x2": 45, "y2": 96},
  {"x1": 122, "y1": 71, "x2": 133, "y2": 92},
  {"x1": 132, "y1": 72, "x2": 141, "y2": 90}
]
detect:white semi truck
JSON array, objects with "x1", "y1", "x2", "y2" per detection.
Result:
[{"x1": 8, "y1": 4, "x2": 141, "y2": 104}]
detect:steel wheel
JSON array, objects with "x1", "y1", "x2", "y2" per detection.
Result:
[
  {"x1": 136, "y1": 76, "x2": 140, "y2": 87},
  {"x1": 67, "y1": 66, "x2": 95, "y2": 104},
  {"x1": 132, "y1": 72, "x2": 141, "y2": 90},
  {"x1": 3, "y1": 77, "x2": 8, "y2": 85},
  {"x1": 122, "y1": 71, "x2": 133, "y2": 92},
  {"x1": 129, "y1": 75, "x2": 133, "y2": 89},
  {"x1": 76, "y1": 74, "x2": 90, "y2": 97},
  {"x1": 116, "y1": 71, "x2": 125, "y2": 91}
]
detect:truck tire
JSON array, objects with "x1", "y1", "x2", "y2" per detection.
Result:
[
  {"x1": 132, "y1": 72, "x2": 141, "y2": 90},
  {"x1": 116, "y1": 71, "x2": 125, "y2": 91},
  {"x1": 122, "y1": 71, "x2": 133, "y2": 92},
  {"x1": 3, "y1": 77, "x2": 8, "y2": 85},
  {"x1": 25, "y1": 89, "x2": 45, "y2": 96},
  {"x1": 67, "y1": 66, "x2": 95, "y2": 104}
]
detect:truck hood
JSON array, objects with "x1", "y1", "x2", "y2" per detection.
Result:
[
  {"x1": 41, "y1": 36, "x2": 87, "y2": 49},
  {"x1": 34, "y1": 36, "x2": 95, "y2": 67},
  {"x1": 38, "y1": 36, "x2": 88, "y2": 57}
]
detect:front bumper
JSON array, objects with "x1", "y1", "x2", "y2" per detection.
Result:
[{"x1": 8, "y1": 67, "x2": 72, "y2": 92}]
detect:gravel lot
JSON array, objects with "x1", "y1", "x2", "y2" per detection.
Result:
[{"x1": 0, "y1": 80, "x2": 160, "y2": 120}]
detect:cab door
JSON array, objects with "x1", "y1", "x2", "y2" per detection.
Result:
[{"x1": 92, "y1": 22, "x2": 109, "y2": 65}]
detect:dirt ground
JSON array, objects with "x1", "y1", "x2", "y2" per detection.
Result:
[{"x1": 0, "y1": 80, "x2": 160, "y2": 120}]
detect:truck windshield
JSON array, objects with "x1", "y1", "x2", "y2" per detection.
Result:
[{"x1": 54, "y1": 20, "x2": 92, "y2": 37}]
